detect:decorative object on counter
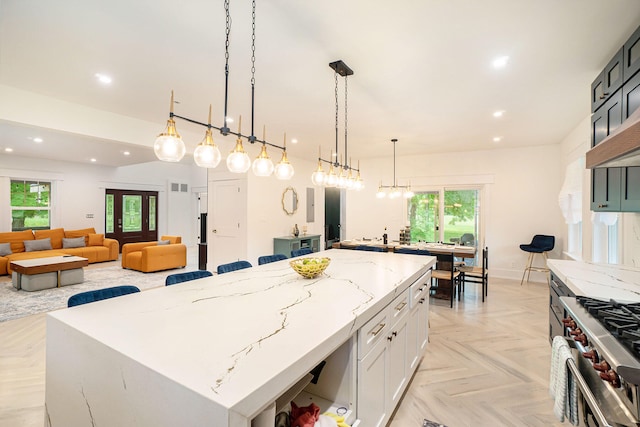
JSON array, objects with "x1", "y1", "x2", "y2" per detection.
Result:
[
  {"x1": 302, "y1": 225, "x2": 308, "y2": 236},
  {"x1": 282, "y1": 187, "x2": 298, "y2": 215},
  {"x1": 153, "y1": 0, "x2": 293, "y2": 179},
  {"x1": 310, "y1": 60, "x2": 363, "y2": 191},
  {"x1": 293, "y1": 224, "x2": 300, "y2": 237},
  {"x1": 290, "y1": 257, "x2": 330, "y2": 278},
  {"x1": 376, "y1": 139, "x2": 414, "y2": 199},
  {"x1": 383, "y1": 227, "x2": 388, "y2": 245},
  {"x1": 519, "y1": 234, "x2": 554, "y2": 285},
  {"x1": 399, "y1": 225, "x2": 411, "y2": 245}
]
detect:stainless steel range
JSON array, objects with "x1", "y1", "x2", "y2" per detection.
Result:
[{"x1": 561, "y1": 296, "x2": 640, "y2": 427}]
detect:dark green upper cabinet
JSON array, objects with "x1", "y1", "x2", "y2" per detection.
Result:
[
  {"x1": 624, "y1": 25, "x2": 640, "y2": 82},
  {"x1": 592, "y1": 48, "x2": 624, "y2": 113}
]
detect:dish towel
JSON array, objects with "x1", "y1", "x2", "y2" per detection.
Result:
[{"x1": 549, "y1": 336, "x2": 578, "y2": 425}]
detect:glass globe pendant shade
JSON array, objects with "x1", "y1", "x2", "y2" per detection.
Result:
[
  {"x1": 403, "y1": 188, "x2": 415, "y2": 198},
  {"x1": 193, "y1": 129, "x2": 222, "y2": 168},
  {"x1": 252, "y1": 144, "x2": 274, "y2": 177},
  {"x1": 227, "y1": 138, "x2": 251, "y2": 173},
  {"x1": 311, "y1": 161, "x2": 326, "y2": 186},
  {"x1": 337, "y1": 168, "x2": 348, "y2": 188},
  {"x1": 325, "y1": 164, "x2": 338, "y2": 187},
  {"x1": 274, "y1": 150, "x2": 294, "y2": 180},
  {"x1": 345, "y1": 169, "x2": 355, "y2": 189},
  {"x1": 376, "y1": 186, "x2": 386, "y2": 198},
  {"x1": 154, "y1": 118, "x2": 186, "y2": 162},
  {"x1": 354, "y1": 173, "x2": 364, "y2": 191},
  {"x1": 389, "y1": 187, "x2": 402, "y2": 199}
]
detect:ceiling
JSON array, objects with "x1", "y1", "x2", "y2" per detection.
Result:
[{"x1": 2, "y1": 0, "x2": 640, "y2": 168}]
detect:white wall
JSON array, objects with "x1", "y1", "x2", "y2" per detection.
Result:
[
  {"x1": 346, "y1": 144, "x2": 565, "y2": 281},
  {"x1": 0, "y1": 155, "x2": 206, "y2": 246}
]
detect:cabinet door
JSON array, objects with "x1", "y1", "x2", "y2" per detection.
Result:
[
  {"x1": 621, "y1": 167, "x2": 640, "y2": 212},
  {"x1": 623, "y1": 68, "x2": 640, "y2": 119},
  {"x1": 592, "y1": 90, "x2": 623, "y2": 147},
  {"x1": 624, "y1": 25, "x2": 640, "y2": 82},
  {"x1": 417, "y1": 296, "x2": 429, "y2": 354},
  {"x1": 407, "y1": 307, "x2": 420, "y2": 372},
  {"x1": 357, "y1": 339, "x2": 388, "y2": 427},
  {"x1": 591, "y1": 168, "x2": 622, "y2": 211},
  {"x1": 387, "y1": 316, "x2": 409, "y2": 410},
  {"x1": 592, "y1": 48, "x2": 624, "y2": 112}
]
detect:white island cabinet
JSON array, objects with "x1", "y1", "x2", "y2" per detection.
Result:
[{"x1": 44, "y1": 249, "x2": 435, "y2": 427}]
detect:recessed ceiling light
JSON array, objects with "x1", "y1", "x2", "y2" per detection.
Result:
[
  {"x1": 33, "y1": 137, "x2": 43, "y2": 143},
  {"x1": 90, "y1": 158, "x2": 97, "y2": 162},
  {"x1": 493, "y1": 110, "x2": 505, "y2": 118},
  {"x1": 123, "y1": 151, "x2": 130, "y2": 156},
  {"x1": 226, "y1": 116, "x2": 234, "y2": 123},
  {"x1": 492, "y1": 56, "x2": 509, "y2": 69},
  {"x1": 5, "y1": 148, "x2": 13, "y2": 152},
  {"x1": 95, "y1": 73, "x2": 112, "y2": 85},
  {"x1": 493, "y1": 137, "x2": 502, "y2": 142},
  {"x1": 291, "y1": 138, "x2": 298, "y2": 144}
]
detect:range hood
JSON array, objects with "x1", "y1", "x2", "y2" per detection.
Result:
[{"x1": 586, "y1": 107, "x2": 640, "y2": 168}]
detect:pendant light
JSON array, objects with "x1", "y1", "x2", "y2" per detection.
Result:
[
  {"x1": 193, "y1": 105, "x2": 222, "y2": 168},
  {"x1": 311, "y1": 146, "x2": 326, "y2": 186},
  {"x1": 227, "y1": 116, "x2": 251, "y2": 173},
  {"x1": 377, "y1": 139, "x2": 413, "y2": 199},
  {"x1": 252, "y1": 126, "x2": 274, "y2": 176},
  {"x1": 154, "y1": 91, "x2": 186, "y2": 162},
  {"x1": 274, "y1": 133, "x2": 294, "y2": 180},
  {"x1": 353, "y1": 160, "x2": 364, "y2": 191}
]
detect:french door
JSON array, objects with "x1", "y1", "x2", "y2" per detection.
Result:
[{"x1": 105, "y1": 189, "x2": 158, "y2": 249}]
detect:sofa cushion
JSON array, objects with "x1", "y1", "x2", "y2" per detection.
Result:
[
  {"x1": 157, "y1": 240, "x2": 170, "y2": 245},
  {"x1": 0, "y1": 242, "x2": 11, "y2": 256},
  {"x1": 0, "y1": 229, "x2": 34, "y2": 253},
  {"x1": 88, "y1": 233, "x2": 105, "y2": 246},
  {"x1": 24, "y1": 238, "x2": 52, "y2": 252},
  {"x1": 64, "y1": 228, "x2": 97, "y2": 245},
  {"x1": 62, "y1": 237, "x2": 86, "y2": 248},
  {"x1": 34, "y1": 228, "x2": 65, "y2": 249}
]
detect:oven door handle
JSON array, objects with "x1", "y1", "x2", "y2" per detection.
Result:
[{"x1": 566, "y1": 356, "x2": 613, "y2": 427}]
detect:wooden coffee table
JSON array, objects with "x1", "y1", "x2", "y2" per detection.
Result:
[{"x1": 11, "y1": 256, "x2": 89, "y2": 291}]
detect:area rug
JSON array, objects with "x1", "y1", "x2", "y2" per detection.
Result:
[
  {"x1": 0, "y1": 266, "x2": 188, "y2": 322},
  {"x1": 423, "y1": 420, "x2": 447, "y2": 427}
]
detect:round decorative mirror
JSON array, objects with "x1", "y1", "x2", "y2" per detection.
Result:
[{"x1": 282, "y1": 187, "x2": 298, "y2": 216}]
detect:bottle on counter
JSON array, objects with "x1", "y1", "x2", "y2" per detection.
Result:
[
  {"x1": 383, "y1": 227, "x2": 388, "y2": 245},
  {"x1": 293, "y1": 224, "x2": 299, "y2": 237}
]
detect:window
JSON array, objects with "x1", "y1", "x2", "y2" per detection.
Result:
[{"x1": 10, "y1": 180, "x2": 51, "y2": 231}]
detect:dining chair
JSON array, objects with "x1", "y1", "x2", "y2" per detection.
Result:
[
  {"x1": 462, "y1": 247, "x2": 488, "y2": 302},
  {"x1": 217, "y1": 260, "x2": 253, "y2": 275},
  {"x1": 258, "y1": 254, "x2": 288, "y2": 265},
  {"x1": 354, "y1": 245, "x2": 385, "y2": 252},
  {"x1": 291, "y1": 247, "x2": 313, "y2": 257},
  {"x1": 165, "y1": 270, "x2": 213, "y2": 286},
  {"x1": 68, "y1": 285, "x2": 140, "y2": 307},
  {"x1": 431, "y1": 253, "x2": 462, "y2": 308},
  {"x1": 520, "y1": 235, "x2": 554, "y2": 285}
]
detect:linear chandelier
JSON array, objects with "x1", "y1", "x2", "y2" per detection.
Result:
[
  {"x1": 154, "y1": 0, "x2": 293, "y2": 180},
  {"x1": 311, "y1": 60, "x2": 363, "y2": 190},
  {"x1": 376, "y1": 138, "x2": 414, "y2": 199}
]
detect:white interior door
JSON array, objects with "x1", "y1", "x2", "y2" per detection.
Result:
[{"x1": 208, "y1": 180, "x2": 246, "y2": 270}]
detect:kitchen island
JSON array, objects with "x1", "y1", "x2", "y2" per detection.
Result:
[{"x1": 44, "y1": 249, "x2": 435, "y2": 427}]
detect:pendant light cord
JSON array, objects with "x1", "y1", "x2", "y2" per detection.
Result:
[
  {"x1": 249, "y1": 0, "x2": 257, "y2": 143},
  {"x1": 222, "y1": 0, "x2": 231, "y2": 135},
  {"x1": 344, "y1": 75, "x2": 348, "y2": 171},
  {"x1": 334, "y1": 71, "x2": 339, "y2": 166}
]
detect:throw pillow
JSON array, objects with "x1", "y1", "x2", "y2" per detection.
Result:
[
  {"x1": 0, "y1": 242, "x2": 12, "y2": 256},
  {"x1": 157, "y1": 240, "x2": 171, "y2": 245},
  {"x1": 87, "y1": 233, "x2": 105, "y2": 246},
  {"x1": 24, "y1": 238, "x2": 52, "y2": 252},
  {"x1": 62, "y1": 237, "x2": 86, "y2": 249}
]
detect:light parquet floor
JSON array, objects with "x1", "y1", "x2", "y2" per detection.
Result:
[{"x1": 0, "y1": 272, "x2": 563, "y2": 427}]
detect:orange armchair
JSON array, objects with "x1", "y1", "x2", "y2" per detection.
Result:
[{"x1": 121, "y1": 235, "x2": 186, "y2": 273}]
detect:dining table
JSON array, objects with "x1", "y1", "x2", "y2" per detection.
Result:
[{"x1": 334, "y1": 239, "x2": 477, "y2": 259}]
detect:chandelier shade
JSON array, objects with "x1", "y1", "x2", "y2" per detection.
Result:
[
  {"x1": 154, "y1": 91, "x2": 185, "y2": 162},
  {"x1": 193, "y1": 105, "x2": 222, "y2": 168},
  {"x1": 252, "y1": 144, "x2": 275, "y2": 176},
  {"x1": 274, "y1": 135, "x2": 294, "y2": 180}
]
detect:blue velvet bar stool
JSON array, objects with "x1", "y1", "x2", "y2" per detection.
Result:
[
  {"x1": 520, "y1": 235, "x2": 554, "y2": 285},
  {"x1": 258, "y1": 254, "x2": 288, "y2": 265},
  {"x1": 165, "y1": 270, "x2": 213, "y2": 286},
  {"x1": 291, "y1": 247, "x2": 313, "y2": 257},
  {"x1": 217, "y1": 260, "x2": 253, "y2": 275},
  {"x1": 68, "y1": 285, "x2": 140, "y2": 307}
]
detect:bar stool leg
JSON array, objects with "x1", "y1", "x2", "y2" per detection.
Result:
[{"x1": 520, "y1": 252, "x2": 534, "y2": 285}]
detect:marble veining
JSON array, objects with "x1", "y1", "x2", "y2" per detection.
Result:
[
  {"x1": 45, "y1": 249, "x2": 435, "y2": 426},
  {"x1": 548, "y1": 259, "x2": 640, "y2": 301}
]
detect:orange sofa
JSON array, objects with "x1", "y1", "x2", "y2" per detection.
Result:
[
  {"x1": 121, "y1": 235, "x2": 186, "y2": 273},
  {"x1": 0, "y1": 228, "x2": 119, "y2": 275}
]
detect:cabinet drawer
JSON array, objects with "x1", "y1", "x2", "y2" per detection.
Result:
[
  {"x1": 358, "y1": 305, "x2": 390, "y2": 359},
  {"x1": 409, "y1": 272, "x2": 431, "y2": 309},
  {"x1": 389, "y1": 290, "x2": 411, "y2": 327}
]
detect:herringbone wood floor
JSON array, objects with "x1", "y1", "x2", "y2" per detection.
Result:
[{"x1": 0, "y1": 275, "x2": 562, "y2": 427}]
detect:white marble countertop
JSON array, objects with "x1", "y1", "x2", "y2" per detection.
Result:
[
  {"x1": 47, "y1": 249, "x2": 435, "y2": 422},
  {"x1": 547, "y1": 259, "x2": 640, "y2": 302}
]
